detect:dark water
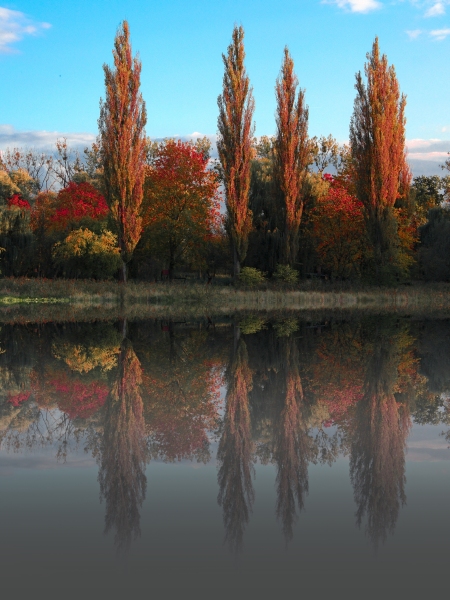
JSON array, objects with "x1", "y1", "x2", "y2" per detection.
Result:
[{"x1": 0, "y1": 316, "x2": 449, "y2": 597}]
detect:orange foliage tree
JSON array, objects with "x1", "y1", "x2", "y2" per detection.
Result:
[
  {"x1": 274, "y1": 47, "x2": 310, "y2": 266},
  {"x1": 217, "y1": 26, "x2": 255, "y2": 279},
  {"x1": 350, "y1": 38, "x2": 411, "y2": 281},
  {"x1": 142, "y1": 139, "x2": 221, "y2": 278},
  {"x1": 99, "y1": 21, "x2": 147, "y2": 282}
]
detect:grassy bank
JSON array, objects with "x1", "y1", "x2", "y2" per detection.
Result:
[{"x1": 0, "y1": 277, "x2": 449, "y2": 323}]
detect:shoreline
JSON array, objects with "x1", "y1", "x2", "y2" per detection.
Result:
[{"x1": 0, "y1": 277, "x2": 449, "y2": 323}]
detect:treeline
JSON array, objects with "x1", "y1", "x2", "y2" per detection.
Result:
[{"x1": 0, "y1": 24, "x2": 449, "y2": 284}]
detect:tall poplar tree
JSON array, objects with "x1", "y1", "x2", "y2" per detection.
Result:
[
  {"x1": 99, "y1": 21, "x2": 147, "y2": 282},
  {"x1": 274, "y1": 47, "x2": 309, "y2": 266},
  {"x1": 217, "y1": 26, "x2": 255, "y2": 279},
  {"x1": 350, "y1": 38, "x2": 411, "y2": 282}
]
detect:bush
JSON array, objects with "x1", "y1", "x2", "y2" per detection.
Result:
[
  {"x1": 419, "y1": 207, "x2": 450, "y2": 281},
  {"x1": 272, "y1": 264, "x2": 299, "y2": 284},
  {"x1": 52, "y1": 228, "x2": 121, "y2": 279},
  {"x1": 238, "y1": 267, "x2": 266, "y2": 287}
]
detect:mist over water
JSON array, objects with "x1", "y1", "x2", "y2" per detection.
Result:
[{"x1": 0, "y1": 316, "x2": 449, "y2": 595}]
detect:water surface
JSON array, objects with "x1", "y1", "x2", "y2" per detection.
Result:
[{"x1": 0, "y1": 316, "x2": 449, "y2": 596}]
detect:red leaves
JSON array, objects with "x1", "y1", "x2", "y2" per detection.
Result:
[
  {"x1": 30, "y1": 182, "x2": 108, "y2": 234},
  {"x1": 7, "y1": 194, "x2": 31, "y2": 210},
  {"x1": 7, "y1": 391, "x2": 31, "y2": 407},
  {"x1": 51, "y1": 182, "x2": 108, "y2": 231}
]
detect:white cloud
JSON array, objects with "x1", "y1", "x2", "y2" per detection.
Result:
[
  {"x1": 0, "y1": 124, "x2": 96, "y2": 151},
  {"x1": 425, "y1": 2, "x2": 446, "y2": 16},
  {"x1": 406, "y1": 29, "x2": 422, "y2": 38},
  {"x1": 0, "y1": 7, "x2": 50, "y2": 54},
  {"x1": 430, "y1": 26, "x2": 450, "y2": 38},
  {"x1": 323, "y1": 0, "x2": 382, "y2": 12}
]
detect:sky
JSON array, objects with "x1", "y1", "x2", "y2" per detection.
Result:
[{"x1": 0, "y1": 0, "x2": 449, "y2": 174}]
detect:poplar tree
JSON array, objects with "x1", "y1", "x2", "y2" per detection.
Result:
[
  {"x1": 99, "y1": 21, "x2": 147, "y2": 282},
  {"x1": 350, "y1": 38, "x2": 411, "y2": 282},
  {"x1": 274, "y1": 47, "x2": 309, "y2": 266},
  {"x1": 217, "y1": 26, "x2": 255, "y2": 279}
]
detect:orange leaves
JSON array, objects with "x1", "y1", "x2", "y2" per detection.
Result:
[
  {"x1": 99, "y1": 21, "x2": 147, "y2": 274},
  {"x1": 217, "y1": 26, "x2": 255, "y2": 272},
  {"x1": 274, "y1": 47, "x2": 309, "y2": 264}
]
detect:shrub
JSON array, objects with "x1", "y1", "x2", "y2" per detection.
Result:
[
  {"x1": 272, "y1": 264, "x2": 299, "y2": 284},
  {"x1": 52, "y1": 228, "x2": 121, "y2": 279},
  {"x1": 238, "y1": 267, "x2": 266, "y2": 287}
]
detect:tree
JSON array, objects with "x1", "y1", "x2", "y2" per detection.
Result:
[
  {"x1": 350, "y1": 38, "x2": 411, "y2": 282},
  {"x1": 142, "y1": 139, "x2": 220, "y2": 278},
  {"x1": 217, "y1": 26, "x2": 255, "y2": 279},
  {"x1": 274, "y1": 47, "x2": 310, "y2": 266},
  {"x1": 311, "y1": 176, "x2": 366, "y2": 279},
  {"x1": 98, "y1": 21, "x2": 147, "y2": 282},
  {"x1": 311, "y1": 135, "x2": 340, "y2": 175}
]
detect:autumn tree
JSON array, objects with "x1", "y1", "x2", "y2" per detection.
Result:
[
  {"x1": 98, "y1": 21, "x2": 147, "y2": 282},
  {"x1": 217, "y1": 26, "x2": 255, "y2": 279},
  {"x1": 274, "y1": 47, "x2": 310, "y2": 266},
  {"x1": 310, "y1": 176, "x2": 366, "y2": 279},
  {"x1": 142, "y1": 139, "x2": 221, "y2": 279},
  {"x1": 350, "y1": 38, "x2": 411, "y2": 282}
]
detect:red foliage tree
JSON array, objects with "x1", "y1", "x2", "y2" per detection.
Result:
[
  {"x1": 143, "y1": 139, "x2": 221, "y2": 277},
  {"x1": 50, "y1": 182, "x2": 108, "y2": 232},
  {"x1": 311, "y1": 176, "x2": 366, "y2": 278}
]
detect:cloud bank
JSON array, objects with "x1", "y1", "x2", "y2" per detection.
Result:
[
  {"x1": 1, "y1": 126, "x2": 448, "y2": 176},
  {"x1": 0, "y1": 6, "x2": 50, "y2": 54}
]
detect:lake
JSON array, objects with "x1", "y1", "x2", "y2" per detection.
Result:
[{"x1": 0, "y1": 315, "x2": 449, "y2": 597}]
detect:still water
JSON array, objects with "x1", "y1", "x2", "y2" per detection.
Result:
[{"x1": 0, "y1": 316, "x2": 449, "y2": 596}]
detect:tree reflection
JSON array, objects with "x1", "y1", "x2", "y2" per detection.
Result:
[
  {"x1": 274, "y1": 335, "x2": 312, "y2": 544},
  {"x1": 217, "y1": 332, "x2": 254, "y2": 554},
  {"x1": 348, "y1": 324, "x2": 411, "y2": 549},
  {"x1": 98, "y1": 336, "x2": 147, "y2": 552}
]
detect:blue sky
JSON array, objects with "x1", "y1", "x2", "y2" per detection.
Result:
[{"x1": 0, "y1": 0, "x2": 449, "y2": 173}]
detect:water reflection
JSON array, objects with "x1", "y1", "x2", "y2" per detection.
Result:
[
  {"x1": 348, "y1": 323, "x2": 411, "y2": 548},
  {"x1": 217, "y1": 329, "x2": 254, "y2": 554},
  {"x1": 98, "y1": 335, "x2": 147, "y2": 552},
  {"x1": 0, "y1": 316, "x2": 449, "y2": 555}
]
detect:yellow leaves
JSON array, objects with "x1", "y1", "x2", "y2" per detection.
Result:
[
  {"x1": 52, "y1": 341, "x2": 120, "y2": 373},
  {"x1": 52, "y1": 228, "x2": 120, "y2": 261}
]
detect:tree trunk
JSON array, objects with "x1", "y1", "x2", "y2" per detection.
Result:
[
  {"x1": 233, "y1": 244, "x2": 241, "y2": 281},
  {"x1": 120, "y1": 260, "x2": 128, "y2": 283}
]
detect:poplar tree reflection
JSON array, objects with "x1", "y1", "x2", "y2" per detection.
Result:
[
  {"x1": 274, "y1": 335, "x2": 312, "y2": 544},
  {"x1": 98, "y1": 335, "x2": 147, "y2": 552},
  {"x1": 217, "y1": 332, "x2": 254, "y2": 554},
  {"x1": 349, "y1": 324, "x2": 411, "y2": 549}
]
